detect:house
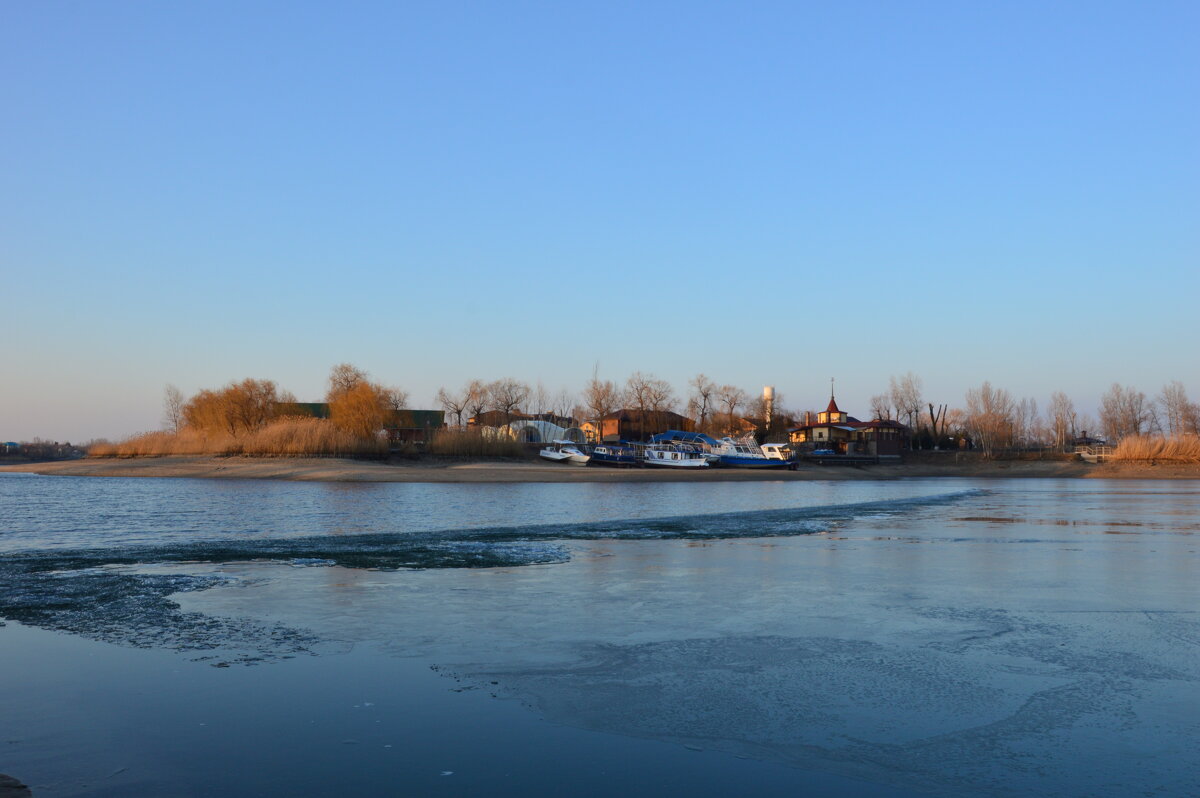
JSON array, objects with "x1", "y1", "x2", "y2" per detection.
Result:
[
  {"x1": 582, "y1": 409, "x2": 695, "y2": 442},
  {"x1": 1072, "y1": 430, "x2": 1107, "y2": 447},
  {"x1": 788, "y1": 395, "x2": 908, "y2": 456},
  {"x1": 384, "y1": 410, "x2": 447, "y2": 445}
]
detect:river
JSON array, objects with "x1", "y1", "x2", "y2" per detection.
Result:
[{"x1": 1, "y1": 474, "x2": 1196, "y2": 796}]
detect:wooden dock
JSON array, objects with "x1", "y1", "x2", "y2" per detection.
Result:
[{"x1": 1075, "y1": 445, "x2": 1113, "y2": 463}]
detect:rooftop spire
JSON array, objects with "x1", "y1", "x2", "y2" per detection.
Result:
[{"x1": 825, "y1": 378, "x2": 841, "y2": 415}]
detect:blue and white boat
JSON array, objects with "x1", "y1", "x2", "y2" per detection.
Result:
[
  {"x1": 649, "y1": 430, "x2": 790, "y2": 468},
  {"x1": 589, "y1": 443, "x2": 641, "y2": 467},
  {"x1": 642, "y1": 443, "x2": 709, "y2": 468}
]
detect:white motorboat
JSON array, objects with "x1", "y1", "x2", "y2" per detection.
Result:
[
  {"x1": 538, "y1": 445, "x2": 571, "y2": 463},
  {"x1": 539, "y1": 440, "x2": 591, "y2": 465}
]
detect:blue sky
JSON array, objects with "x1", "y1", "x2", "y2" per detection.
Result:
[{"x1": 3, "y1": 1, "x2": 1197, "y2": 441}]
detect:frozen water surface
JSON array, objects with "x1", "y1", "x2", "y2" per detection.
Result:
[{"x1": 0, "y1": 474, "x2": 1197, "y2": 796}]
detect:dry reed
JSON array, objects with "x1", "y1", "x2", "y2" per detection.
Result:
[
  {"x1": 427, "y1": 428, "x2": 527, "y2": 458},
  {"x1": 89, "y1": 418, "x2": 387, "y2": 458},
  {"x1": 1111, "y1": 435, "x2": 1200, "y2": 463}
]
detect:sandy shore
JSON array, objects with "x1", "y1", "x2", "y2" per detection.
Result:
[{"x1": 3, "y1": 455, "x2": 1196, "y2": 482}]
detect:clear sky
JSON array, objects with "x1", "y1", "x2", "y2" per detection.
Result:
[{"x1": 3, "y1": 1, "x2": 1197, "y2": 442}]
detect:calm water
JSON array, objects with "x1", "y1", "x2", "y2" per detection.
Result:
[{"x1": 1, "y1": 474, "x2": 1197, "y2": 797}]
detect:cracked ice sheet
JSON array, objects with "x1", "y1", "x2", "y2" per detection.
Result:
[{"x1": 176, "y1": 531, "x2": 1200, "y2": 798}]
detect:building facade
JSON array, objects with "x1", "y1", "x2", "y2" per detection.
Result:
[{"x1": 788, "y1": 396, "x2": 908, "y2": 456}]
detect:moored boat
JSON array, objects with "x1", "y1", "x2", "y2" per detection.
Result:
[
  {"x1": 589, "y1": 444, "x2": 641, "y2": 467},
  {"x1": 648, "y1": 430, "x2": 788, "y2": 468},
  {"x1": 539, "y1": 440, "x2": 591, "y2": 465},
  {"x1": 538, "y1": 445, "x2": 571, "y2": 463},
  {"x1": 711, "y1": 436, "x2": 789, "y2": 468},
  {"x1": 642, "y1": 444, "x2": 709, "y2": 468}
]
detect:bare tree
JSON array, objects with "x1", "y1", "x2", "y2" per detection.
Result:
[
  {"x1": 624, "y1": 371, "x2": 673, "y2": 440},
  {"x1": 716, "y1": 384, "x2": 747, "y2": 437},
  {"x1": 687, "y1": 374, "x2": 717, "y2": 432},
  {"x1": 1013, "y1": 397, "x2": 1039, "y2": 449},
  {"x1": 870, "y1": 393, "x2": 895, "y2": 420},
  {"x1": 582, "y1": 373, "x2": 622, "y2": 442},
  {"x1": 1159, "y1": 381, "x2": 1191, "y2": 436},
  {"x1": 436, "y1": 386, "x2": 471, "y2": 429},
  {"x1": 327, "y1": 363, "x2": 369, "y2": 399},
  {"x1": 465, "y1": 380, "x2": 490, "y2": 425},
  {"x1": 645, "y1": 375, "x2": 675, "y2": 436},
  {"x1": 1077, "y1": 412, "x2": 1100, "y2": 440},
  {"x1": 1099, "y1": 383, "x2": 1156, "y2": 441},
  {"x1": 162, "y1": 384, "x2": 185, "y2": 433},
  {"x1": 1047, "y1": 391, "x2": 1076, "y2": 450},
  {"x1": 384, "y1": 386, "x2": 410, "y2": 411},
  {"x1": 488, "y1": 378, "x2": 530, "y2": 426},
  {"x1": 944, "y1": 407, "x2": 969, "y2": 446},
  {"x1": 531, "y1": 380, "x2": 550, "y2": 419},
  {"x1": 551, "y1": 388, "x2": 576, "y2": 424},
  {"x1": 889, "y1": 373, "x2": 924, "y2": 445},
  {"x1": 927, "y1": 402, "x2": 947, "y2": 447},
  {"x1": 965, "y1": 381, "x2": 1015, "y2": 456}
]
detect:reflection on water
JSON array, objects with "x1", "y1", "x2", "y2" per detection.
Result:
[{"x1": 0, "y1": 476, "x2": 1197, "y2": 797}]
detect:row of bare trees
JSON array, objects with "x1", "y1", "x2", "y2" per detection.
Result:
[
  {"x1": 435, "y1": 378, "x2": 567, "y2": 429},
  {"x1": 436, "y1": 370, "x2": 790, "y2": 440},
  {"x1": 866, "y1": 373, "x2": 1200, "y2": 455}
]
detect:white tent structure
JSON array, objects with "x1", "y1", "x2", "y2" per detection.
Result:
[
  {"x1": 479, "y1": 421, "x2": 588, "y2": 444},
  {"x1": 502, "y1": 420, "x2": 569, "y2": 443}
]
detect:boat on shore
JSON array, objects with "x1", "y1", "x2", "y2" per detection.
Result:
[
  {"x1": 539, "y1": 440, "x2": 591, "y2": 465},
  {"x1": 648, "y1": 430, "x2": 790, "y2": 468},
  {"x1": 711, "y1": 436, "x2": 791, "y2": 468},
  {"x1": 589, "y1": 444, "x2": 641, "y2": 467},
  {"x1": 642, "y1": 444, "x2": 709, "y2": 468}
]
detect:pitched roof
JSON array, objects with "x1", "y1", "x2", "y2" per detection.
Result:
[
  {"x1": 825, "y1": 396, "x2": 841, "y2": 414},
  {"x1": 788, "y1": 418, "x2": 910, "y2": 433}
]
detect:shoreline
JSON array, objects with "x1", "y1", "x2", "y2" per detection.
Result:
[{"x1": 2, "y1": 455, "x2": 1197, "y2": 483}]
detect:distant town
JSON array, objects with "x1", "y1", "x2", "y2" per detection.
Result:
[{"x1": 5, "y1": 365, "x2": 1197, "y2": 466}]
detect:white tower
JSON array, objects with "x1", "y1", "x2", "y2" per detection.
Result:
[{"x1": 763, "y1": 386, "x2": 775, "y2": 429}]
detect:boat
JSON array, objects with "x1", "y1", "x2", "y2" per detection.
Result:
[
  {"x1": 538, "y1": 444, "x2": 571, "y2": 463},
  {"x1": 648, "y1": 431, "x2": 722, "y2": 463},
  {"x1": 589, "y1": 443, "x2": 641, "y2": 467},
  {"x1": 539, "y1": 440, "x2": 591, "y2": 465},
  {"x1": 710, "y1": 436, "x2": 790, "y2": 468},
  {"x1": 641, "y1": 443, "x2": 710, "y2": 468},
  {"x1": 760, "y1": 443, "x2": 796, "y2": 462},
  {"x1": 648, "y1": 430, "x2": 788, "y2": 468}
]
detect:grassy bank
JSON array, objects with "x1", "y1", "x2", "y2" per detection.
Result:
[{"x1": 89, "y1": 419, "x2": 387, "y2": 458}]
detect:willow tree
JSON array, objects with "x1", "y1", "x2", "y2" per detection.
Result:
[{"x1": 325, "y1": 364, "x2": 404, "y2": 442}]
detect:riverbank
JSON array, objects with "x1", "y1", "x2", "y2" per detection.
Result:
[{"x1": 3, "y1": 455, "x2": 1197, "y2": 482}]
